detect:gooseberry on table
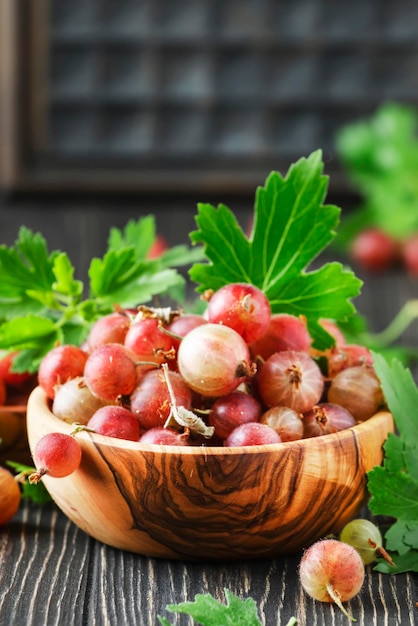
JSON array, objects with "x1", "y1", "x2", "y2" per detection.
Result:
[
  {"x1": 299, "y1": 538, "x2": 365, "y2": 622},
  {"x1": 339, "y1": 518, "x2": 396, "y2": 567},
  {"x1": 0, "y1": 467, "x2": 21, "y2": 525}
]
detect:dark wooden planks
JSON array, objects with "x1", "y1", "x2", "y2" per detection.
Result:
[{"x1": 0, "y1": 500, "x2": 416, "y2": 626}]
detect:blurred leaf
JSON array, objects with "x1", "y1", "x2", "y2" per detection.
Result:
[{"x1": 335, "y1": 102, "x2": 418, "y2": 242}]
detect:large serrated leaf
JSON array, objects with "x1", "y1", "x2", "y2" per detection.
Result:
[{"x1": 189, "y1": 150, "x2": 362, "y2": 349}]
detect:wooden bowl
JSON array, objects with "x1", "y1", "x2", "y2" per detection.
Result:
[
  {"x1": 26, "y1": 386, "x2": 394, "y2": 560},
  {"x1": 0, "y1": 404, "x2": 32, "y2": 466}
]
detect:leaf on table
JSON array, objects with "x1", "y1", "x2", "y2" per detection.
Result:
[
  {"x1": 159, "y1": 589, "x2": 262, "y2": 626},
  {"x1": 374, "y1": 549, "x2": 418, "y2": 574},
  {"x1": 367, "y1": 352, "x2": 418, "y2": 571},
  {"x1": 367, "y1": 460, "x2": 418, "y2": 520},
  {"x1": 189, "y1": 150, "x2": 362, "y2": 349},
  {"x1": 385, "y1": 520, "x2": 418, "y2": 556}
]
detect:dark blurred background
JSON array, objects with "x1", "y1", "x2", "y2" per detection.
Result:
[{"x1": 1, "y1": 0, "x2": 418, "y2": 284}]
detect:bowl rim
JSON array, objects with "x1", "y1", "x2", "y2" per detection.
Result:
[{"x1": 27, "y1": 385, "x2": 393, "y2": 457}]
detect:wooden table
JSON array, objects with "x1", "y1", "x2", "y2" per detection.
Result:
[
  {"x1": 1, "y1": 264, "x2": 418, "y2": 626},
  {"x1": 0, "y1": 498, "x2": 416, "y2": 626}
]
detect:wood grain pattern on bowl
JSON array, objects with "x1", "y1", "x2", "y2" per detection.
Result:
[{"x1": 26, "y1": 385, "x2": 394, "y2": 560}]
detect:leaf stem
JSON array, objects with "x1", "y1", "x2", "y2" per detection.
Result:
[
  {"x1": 326, "y1": 584, "x2": 356, "y2": 622},
  {"x1": 367, "y1": 299, "x2": 418, "y2": 347}
]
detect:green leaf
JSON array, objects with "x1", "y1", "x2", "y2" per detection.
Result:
[
  {"x1": 374, "y1": 549, "x2": 418, "y2": 574},
  {"x1": 108, "y1": 216, "x2": 204, "y2": 269},
  {"x1": 335, "y1": 102, "x2": 418, "y2": 242},
  {"x1": 0, "y1": 315, "x2": 59, "y2": 371},
  {"x1": 0, "y1": 315, "x2": 58, "y2": 350},
  {"x1": 52, "y1": 253, "x2": 84, "y2": 300},
  {"x1": 385, "y1": 520, "x2": 418, "y2": 555},
  {"x1": 9, "y1": 347, "x2": 45, "y2": 374},
  {"x1": 157, "y1": 243, "x2": 205, "y2": 268},
  {"x1": 108, "y1": 215, "x2": 156, "y2": 258},
  {"x1": 368, "y1": 463, "x2": 418, "y2": 520},
  {"x1": 0, "y1": 298, "x2": 45, "y2": 321},
  {"x1": 0, "y1": 227, "x2": 59, "y2": 315},
  {"x1": 0, "y1": 227, "x2": 57, "y2": 292},
  {"x1": 59, "y1": 321, "x2": 91, "y2": 348},
  {"x1": 89, "y1": 248, "x2": 144, "y2": 298},
  {"x1": 160, "y1": 589, "x2": 262, "y2": 626},
  {"x1": 372, "y1": 351, "x2": 418, "y2": 441},
  {"x1": 89, "y1": 248, "x2": 186, "y2": 307},
  {"x1": 21, "y1": 480, "x2": 53, "y2": 504},
  {"x1": 0, "y1": 216, "x2": 202, "y2": 365},
  {"x1": 367, "y1": 353, "x2": 418, "y2": 572},
  {"x1": 93, "y1": 265, "x2": 186, "y2": 309},
  {"x1": 189, "y1": 150, "x2": 362, "y2": 348}
]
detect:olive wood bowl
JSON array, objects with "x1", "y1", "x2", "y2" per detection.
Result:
[{"x1": 26, "y1": 386, "x2": 394, "y2": 560}]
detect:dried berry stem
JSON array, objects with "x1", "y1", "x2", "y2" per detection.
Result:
[{"x1": 326, "y1": 584, "x2": 356, "y2": 622}]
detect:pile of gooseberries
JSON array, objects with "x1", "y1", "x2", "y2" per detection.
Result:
[{"x1": 33, "y1": 281, "x2": 385, "y2": 474}]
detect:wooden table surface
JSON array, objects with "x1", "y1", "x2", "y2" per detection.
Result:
[
  {"x1": 0, "y1": 499, "x2": 416, "y2": 626},
  {"x1": 1, "y1": 266, "x2": 418, "y2": 626}
]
